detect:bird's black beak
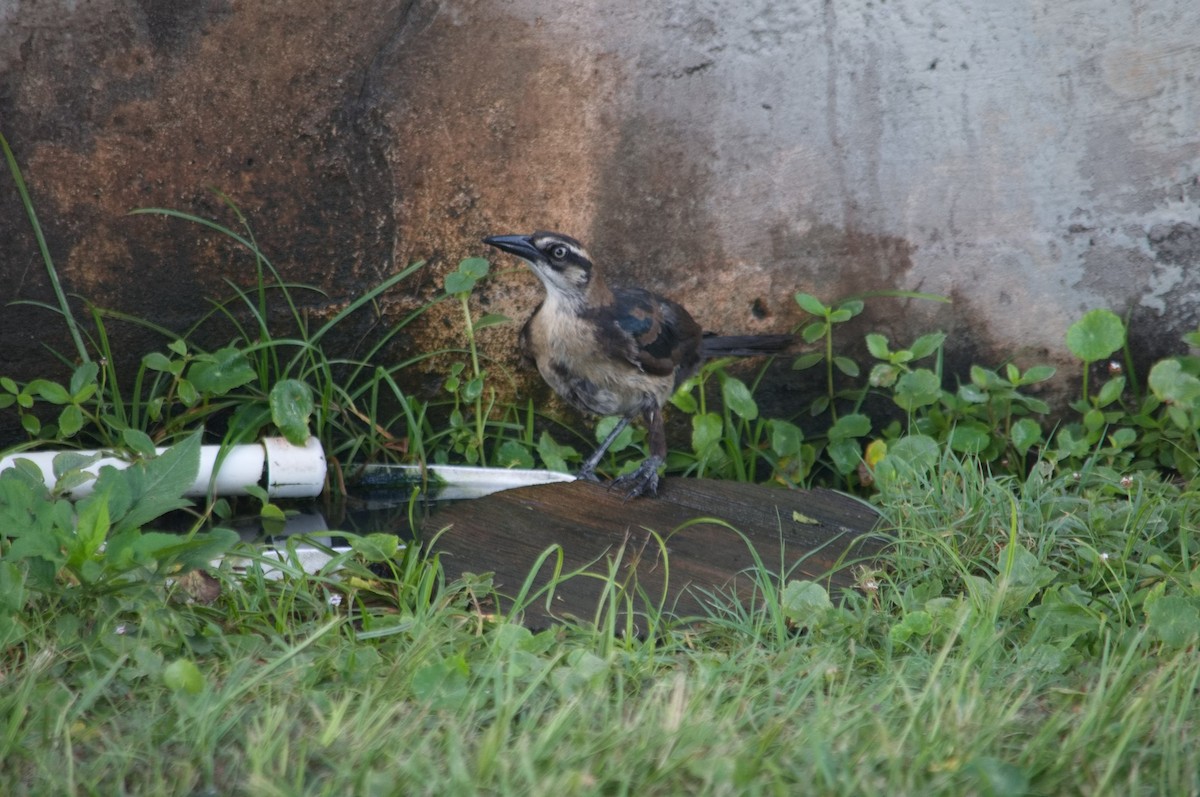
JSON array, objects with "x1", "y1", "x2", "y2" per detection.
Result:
[{"x1": 483, "y1": 234, "x2": 540, "y2": 262}]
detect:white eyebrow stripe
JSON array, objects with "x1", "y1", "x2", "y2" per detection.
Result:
[{"x1": 533, "y1": 237, "x2": 590, "y2": 263}]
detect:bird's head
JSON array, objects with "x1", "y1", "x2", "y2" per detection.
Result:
[{"x1": 483, "y1": 231, "x2": 596, "y2": 307}]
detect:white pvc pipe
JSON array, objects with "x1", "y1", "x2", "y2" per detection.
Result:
[
  {"x1": 358, "y1": 463, "x2": 575, "y2": 502},
  {"x1": 0, "y1": 436, "x2": 326, "y2": 500},
  {"x1": 262, "y1": 436, "x2": 327, "y2": 498}
]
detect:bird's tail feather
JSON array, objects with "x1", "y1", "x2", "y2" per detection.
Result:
[{"x1": 700, "y1": 334, "x2": 794, "y2": 358}]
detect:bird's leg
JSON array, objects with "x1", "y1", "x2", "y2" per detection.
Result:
[
  {"x1": 577, "y1": 416, "x2": 630, "y2": 482},
  {"x1": 611, "y1": 406, "x2": 666, "y2": 499}
]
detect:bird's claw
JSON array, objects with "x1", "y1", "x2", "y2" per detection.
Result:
[{"x1": 609, "y1": 456, "x2": 663, "y2": 500}]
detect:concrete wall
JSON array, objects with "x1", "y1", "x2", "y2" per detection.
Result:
[{"x1": 2, "y1": 0, "x2": 1198, "y2": 423}]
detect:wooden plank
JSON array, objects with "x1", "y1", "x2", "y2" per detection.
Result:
[{"x1": 423, "y1": 478, "x2": 886, "y2": 629}]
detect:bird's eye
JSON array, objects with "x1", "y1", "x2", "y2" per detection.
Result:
[{"x1": 550, "y1": 245, "x2": 568, "y2": 260}]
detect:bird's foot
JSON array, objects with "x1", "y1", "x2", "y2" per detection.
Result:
[
  {"x1": 575, "y1": 464, "x2": 602, "y2": 483},
  {"x1": 609, "y1": 456, "x2": 663, "y2": 500}
]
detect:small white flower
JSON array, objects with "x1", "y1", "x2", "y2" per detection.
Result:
[
  {"x1": 1100, "y1": 552, "x2": 1111, "y2": 562},
  {"x1": 1120, "y1": 475, "x2": 1134, "y2": 489},
  {"x1": 327, "y1": 593, "x2": 343, "y2": 607},
  {"x1": 115, "y1": 624, "x2": 127, "y2": 635}
]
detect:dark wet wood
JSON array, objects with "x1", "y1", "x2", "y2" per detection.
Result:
[{"x1": 423, "y1": 478, "x2": 887, "y2": 629}]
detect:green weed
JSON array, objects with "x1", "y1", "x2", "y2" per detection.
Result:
[
  {"x1": 3, "y1": 444, "x2": 1198, "y2": 795},
  {"x1": 5, "y1": 128, "x2": 1200, "y2": 793}
]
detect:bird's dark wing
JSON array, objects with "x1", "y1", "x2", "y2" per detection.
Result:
[{"x1": 592, "y1": 287, "x2": 703, "y2": 378}]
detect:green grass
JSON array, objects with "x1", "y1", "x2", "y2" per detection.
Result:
[
  {"x1": 3, "y1": 451, "x2": 1198, "y2": 796},
  {"x1": 4, "y1": 128, "x2": 1200, "y2": 794}
]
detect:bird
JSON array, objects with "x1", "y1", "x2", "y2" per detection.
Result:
[{"x1": 483, "y1": 231, "x2": 793, "y2": 498}]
